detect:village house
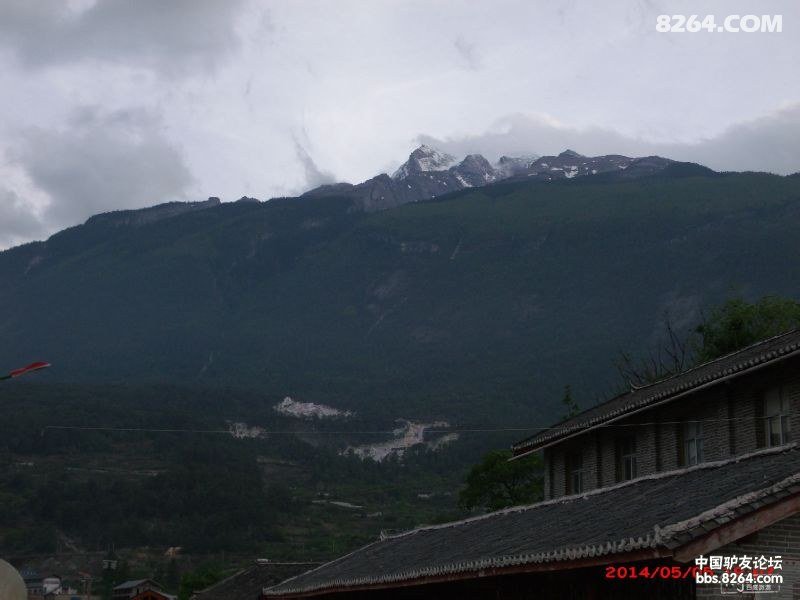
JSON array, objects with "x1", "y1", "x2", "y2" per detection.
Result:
[
  {"x1": 41, "y1": 575, "x2": 62, "y2": 597},
  {"x1": 264, "y1": 329, "x2": 800, "y2": 599},
  {"x1": 21, "y1": 569, "x2": 44, "y2": 599}
]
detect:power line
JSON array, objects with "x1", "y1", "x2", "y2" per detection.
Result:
[{"x1": 41, "y1": 415, "x2": 772, "y2": 437}]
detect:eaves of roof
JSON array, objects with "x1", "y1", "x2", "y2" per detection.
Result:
[{"x1": 512, "y1": 329, "x2": 800, "y2": 456}]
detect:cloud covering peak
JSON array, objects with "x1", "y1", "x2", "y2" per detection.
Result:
[{"x1": 418, "y1": 104, "x2": 800, "y2": 176}]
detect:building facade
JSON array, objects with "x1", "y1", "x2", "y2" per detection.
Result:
[
  {"x1": 113, "y1": 579, "x2": 174, "y2": 600},
  {"x1": 514, "y1": 346, "x2": 799, "y2": 500}
]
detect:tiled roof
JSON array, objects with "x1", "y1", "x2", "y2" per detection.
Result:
[
  {"x1": 191, "y1": 563, "x2": 319, "y2": 600},
  {"x1": 513, "y1": 329, "x2": 800, "y2": 455},
  {"x1": 265, "y1": 445, "x2": 800, "y2": 597},
  {"x1": 114, "y1": 579, "x2": 153, "y2": 590}
]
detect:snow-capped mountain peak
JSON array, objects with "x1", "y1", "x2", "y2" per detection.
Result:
[
  {"x1": 454, "y1": 154, "x2": 498, "y2": 186},
  {"x1": 305, "y1": 147, "x2": 679, "y2": 212},
  {"x1": 392, "y1": 144, "x2": 457, "y2": 180}
]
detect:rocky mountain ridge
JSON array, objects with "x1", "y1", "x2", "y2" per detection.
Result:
[{"x1": 304, "y1": 145, "x2": 680, "y2": 211}]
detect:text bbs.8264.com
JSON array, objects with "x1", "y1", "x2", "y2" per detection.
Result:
[{"x1": 605, "y1": 555, "x2": 783, "y2": 595}]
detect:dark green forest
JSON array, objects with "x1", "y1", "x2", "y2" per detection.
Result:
[
  {"x1": 0, "y1": 383, "x2": 509, "y2": 557},
  {"x1": 2, "y1": 170, "x2": 800, "y2": 425}
]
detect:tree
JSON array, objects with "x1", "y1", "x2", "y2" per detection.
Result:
[
  {"x1": 560, "y1": 385, "x2": 579, "y2": 420},
  {"x1": 616, "y1": 296, "x2": 800, "y2": 388},
  {"x1": 615, "y1": 314, "x2": 691, "y2": 387},
  {"x1": 178, "y1": 564, "x2": 225, "y2": 600},
  {"x1": 458, "y1": 449, "x2": 543, "y2": 512},
  {"x1": 694, "y1": 296, "x2": 800, "y2": 362},
  {"x1": 165, "y1": 558, "x2": 180, "y2": 591}
]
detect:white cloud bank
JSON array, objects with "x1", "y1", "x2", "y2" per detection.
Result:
[{"x1": 420, "y1": 103, "x2": 800, "y2": 175}]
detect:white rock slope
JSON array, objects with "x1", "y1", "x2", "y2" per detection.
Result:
[{"x1": 274, "y1": 396, "x2": 353, "y2": 419}]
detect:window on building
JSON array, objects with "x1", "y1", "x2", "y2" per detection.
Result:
[
  {"x1": 764, "y1": 387, "x2": 791, "y2": 446},
  {"x1": 683, "y1": 420, "x2": 705, "y2": 466},
  {"x1": 566, "y1": 452, "x2": 584, "y2": 494},
  {"x1": 616, "y1": 435, "x2": 637, "y2": 481}
]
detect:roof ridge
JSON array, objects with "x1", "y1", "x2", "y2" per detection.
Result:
[
  {"x1": 114, "y1": 578, "x2": 153, "y2": 588},
  {"x1": 194, "y1": 567, "x2": 250, "y2": 594},
  {"x1": 382, "y1": 443, "x2": 797, "y2": 540},
  {"x1": 656, "y1": 469, "x2": 800, "y2": 543},
  {"x1": 514, "y1": 329, "x2": 800, "y2": 451},
  {"x1": 263, "y1": 539, "x2": 385, "y2": 595},
  {"x1": 625, "y1": 327, "x2": 800, "y2": 393}
]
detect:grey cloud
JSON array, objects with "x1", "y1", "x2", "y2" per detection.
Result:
[
  {"x1": 0, "y1": 188, "x2": 48, "y2": 249},
  {"x1": 5, "y1": 107, "x2": 193, "y2": 242},
  {"x1": 418, "y1": 113, "x2": 637, "y2": 160},
  {"x1": 0, "y1": 0, "x2": 245, "y2": 74},
  {"x1": 454, "y1": 36, "x2": 481, "y2": 70},
  {"x1": 676, "y1": 105, "x2": 800, "y2": 174},
  {"x1": 294, "y1": 142, "x2": 336, "y2": 190},
  {"x1": 418, "y1": 105, "x2": 800, "y2": 175}
]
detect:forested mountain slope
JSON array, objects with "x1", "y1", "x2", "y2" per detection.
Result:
[{"x1": 2, "y1": 168, "x2": 799, "y2": 424}]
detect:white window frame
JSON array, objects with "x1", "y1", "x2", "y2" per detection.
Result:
[
  {"x1": 567, "y1": 452, "x2": 584, "y2": 494},
  {"x1": 683, "y1": 420, "x2": 705, "y2": 466},
  {"x1": 618, "y1": 436, "x2": 638, "y2": 481},
  {"x1": 764, "y1": 387, "x2": 791, "y2": 447}
]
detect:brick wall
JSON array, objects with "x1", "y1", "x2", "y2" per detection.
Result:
[
  {"x1": 785, "y1": 368, "x2": 800, "y2": 446},
  {"x1": 543, "y1": 448, "x2": 552, "y2": 499},
  {"x1": 551, "y1": 447, "x2": 565, "y2": 497},
  {"x1": 695, "y1": 512, "x2": 800, "y2": 599},
  {"x1": 541, "y1": 357, "x2": 800, "y2": 500}
]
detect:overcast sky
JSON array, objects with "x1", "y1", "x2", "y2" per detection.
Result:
[{"x1": 1, "y1": 0, "x2": 799, "y2": 249}]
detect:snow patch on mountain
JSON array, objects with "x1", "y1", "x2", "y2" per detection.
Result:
[
  {"x1": 344, "y1": 419, "x2": 458, "y2": 462},
  {"x1": 392, "y1": 144, "x2": 457, "y2": 179},
  {"x1": 274, "y1": 396, "x2": 353, "y2": 419},
  {"x1": 228, "y1": 422, "x2": 268, "y2": 439},
  {"x1": 453, "y1": 173, "x2": 471, "y2": 187}
]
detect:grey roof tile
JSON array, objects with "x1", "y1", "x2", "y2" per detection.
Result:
[
  {"x1": 114, "y1": 579, "x2": 154, "y2": 590},
  {"x1": 266, "y1": 446, "x2": 799, "y2": 597},
  {"x1": 192, "y1": 563, "x2": 318, "y2": 600}
]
